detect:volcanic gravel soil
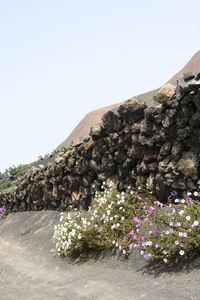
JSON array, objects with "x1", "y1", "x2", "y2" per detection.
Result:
[{"x1": 0, "y1": 211, "x2": 200, "y2": 300}]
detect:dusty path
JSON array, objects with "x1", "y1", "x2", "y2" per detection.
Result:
[{"x1": 0, "y1": 211, "x2": 200, "y2": 300}]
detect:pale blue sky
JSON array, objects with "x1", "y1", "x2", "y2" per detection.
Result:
[{"x1": 0, "y1": 0, "x2": 200, "y2": 172}]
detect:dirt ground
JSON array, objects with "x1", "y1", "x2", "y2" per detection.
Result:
[{"x1": 0, "y1": 211, "x2": 200, "y2": 300}]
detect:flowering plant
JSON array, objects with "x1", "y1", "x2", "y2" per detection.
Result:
[
  {"x1": 53, "y1": 182, "x2": 154, "y2": 257},
  {"x1": 128, "y1": 192, "x2": 200, "y2": 264},
  {"x1": 0, "y1": 205, "x2": 6, "y2": 219}
]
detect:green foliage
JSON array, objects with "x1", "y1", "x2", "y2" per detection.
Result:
[
  {"x1": 60, "y1": 146, "x2": 68, "y2": 153},
  {"x1": 8, "y1": 164, "x2": 28, "y2": 178},
  {"x1": 0, "y1": 181, "x2": 12, "y2": 192},
  {"x1": 53, "y1": 146, "x2": 68, "y2": 155},
  {"x1": 20, "y1": 226, "x2": 31, "y2": 236}
]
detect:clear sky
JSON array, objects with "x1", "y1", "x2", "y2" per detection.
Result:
[{"x1": 0, "y1": 0, "x2": 200, "y2": 172}]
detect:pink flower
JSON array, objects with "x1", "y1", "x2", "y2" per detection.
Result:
[
  {"x1": 129, "y1": 243, "x2": 133, "y2": 251},
  {"x1": 149, "y1": 222, "x2": 153, "y2": 227},
  {"x1": 130, "y1": 229, "x2": 134, "y2": 235},
  {"x1": 133, "y1": 234, "x2": 137, "y2": 240},
  {"x1": 155, "y1": 231, "x2": 160, "y2": 237},
  {"x1": 175, "y1": 240, "x2": 179, "y2": 245},
  {"x1": 141, "y1": 235, "x2": 145, "y2": 241},
  {"x1": 188, "y1": 197, "x2": 193, "y2": 204},
  {"x1": 148, "y1": 207, "x2": 154, "y2": 214},
  {"x1": 155, "y1": 243, "x2": 159, "y2": 248},
  {"x1": 183, "y1": 232, "x2": 187, "y2": 237},
  {"x1": 133, "y1": 216, "x2": 140, "y2": 223}
]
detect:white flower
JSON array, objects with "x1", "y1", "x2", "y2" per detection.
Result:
[
  {"x1": 146, "y1": 241, "x2": 152, "y2": 246},
  {"x1": 140, "y1": 250, "x2": 144, "y2": 255},
  {"x1": 193, "y1": 220, "x2": 199, "y2": 226},
  {"x1": 179, "y1": 250, "x2": 185, "y2": 256},
  {"x1": 121, "y1": 216, "x2": 125, "y2": 221},
  {"x1": 186, "y1": 215, "x2": 191, "y2": 221},
  {"x1": 163, "y1": 258, "x2": 168, "y2": 263},
  {"x1": 78, "y1": 233, "x2": 82, "y2": 240},
  {"x1": 107, "y1": 210, "x2": 110, "y2": 215},
  {"x1": 165, "y1": 231, "x2": 170, "y2": 235},
  {"x1": 175, "y1": 199, "x2": 179, "y2": 203},
  {"x1": 122, "y1": 250, "x2": 126, "y2": 255},
  {"x1": 169, "y1": 222, "x2": 174, "y2": 226},
  {"x1": 181, "y1": 199, "x2": 185, "y2": 204},
  {"x1": 178, "y1": 232, "x2": 183, "y2": 237},
  {"x1": 112, "y1": 240, "x2": 116, "y2": 245},
  {"x1": 163, "y1": 250, "x2": 167, "y2": 255},
  {"x1": 116, "y1": 223, "x2": 120, "y2": 227},
  {"x1": 187, "y1": 192, "x2": 192, "y2": 196},
  {"x1": 91, "y1": 216, "x2": 94, "y2": 221},
  {"x1": 193, "y1": 191, "x2": 198, "y2": 197},
  {"x1": 179, "y1": 210, "x2": 185, "y2": 215},
  {"x1": 177, "y1": 222, "x2": 181, "y2": 227}
]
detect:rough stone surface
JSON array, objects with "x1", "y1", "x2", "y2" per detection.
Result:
[
  {"x1": 1, "y1": 73, "x2": 200, "y2": 213},
  {"x1": 157, "y1": 83, "x2": 176, "y2": 104},
  {"x1": 177, "y1": 72, "x2": 200, "y2": 99}
]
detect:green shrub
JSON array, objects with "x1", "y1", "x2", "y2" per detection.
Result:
[
  {"x1": 8, "y1": 164, "x2": 28, "y2": 178},
  {"x1": 53, "y1": 182, "x2": 155, "y2": 257},
  {"x1": 53, "y1": 183, "x2": 200, "y2": 266},
  {"x1": 0, "y1": 181, "x2": 12, "y2": 192},
  {"x1": 129, "y1": 193, "x2": 200, "y2": 265}
]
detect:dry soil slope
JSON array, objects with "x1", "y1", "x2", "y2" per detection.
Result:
[{"x1": 59, "y1": 50, "x2": 200, "y2": 148}]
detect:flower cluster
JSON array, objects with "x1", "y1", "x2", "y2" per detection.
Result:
[
  {"x1": 128, "y1": 192, "x2": 200, "y2": 264},
  {"x1": 0, "y1": 205, "x2": 6, "y2": 219},
  {"x1": 53, "y1": 182, "x2": 154, "y2": 257}
]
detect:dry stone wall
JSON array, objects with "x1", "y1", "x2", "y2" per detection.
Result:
[{"x1": 1, "y1": 73, "x2": 200, "y2": 213}]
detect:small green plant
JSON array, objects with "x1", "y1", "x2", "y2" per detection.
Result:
[
  {"x1": 20, "y1": 226, "x2": 31, "y2": 236},
  {"x1": 60, "y1": 146, "x2": 68, "y2": 153},
  {"x1": 0, "y1": 181, "x2": 12, "y2": 192}
]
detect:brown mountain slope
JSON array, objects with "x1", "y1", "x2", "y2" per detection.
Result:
[{"x1": 58, "y1": 51, "x2": 200, "y2": 148}]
